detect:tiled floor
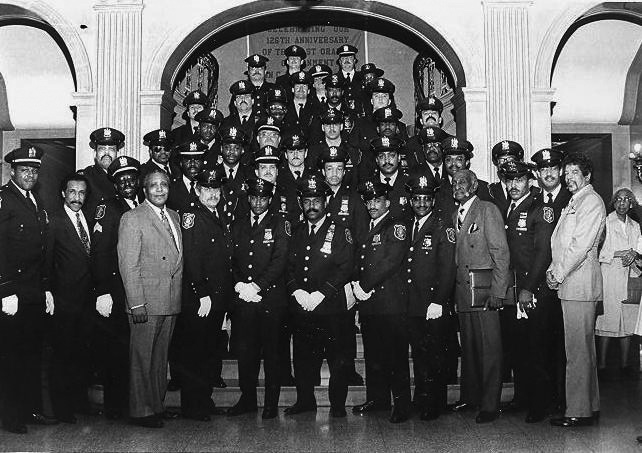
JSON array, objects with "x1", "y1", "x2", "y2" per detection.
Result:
[{"x1": 2, "y1": 378, "x2": 642, "y2": 452}]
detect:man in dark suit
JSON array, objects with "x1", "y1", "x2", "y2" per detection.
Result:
[
  {"x1": 369, "y1": 136, "x2": 412, "y2": 223},
  {"x1": 0, "y1": 146, "x2": 56, "y2": 434},
  {"x1": 245, "y1": 54, "x2": 276, "y2": 116},
  {"x1": 140, "y1": 129, "x2": 177, "y2": 180},
  {"x1": 531, "y1": 148, "x2": 571, "y2": 219},
  {"x1": 90, "y1": 156, "x2": 141, "y2": 420},
  {"x1": 358, "y1": 63, "x2": 384, "y2": 117},
  {"x1": 405, "y1": 175, "x2": 456, "y2": 421},
  {"x1": 167, "y1": 141, "x2": 207, "y2": 216},
  {"x1": 227, "y1": 178, "x2": 290, "y2": 419},
  {"x1": 488, "y1": 140, "x2": 525, "y2": 216},
  {"x1": 80, "y1": 127, "x2": 125, "y2": 217},
  {"x1": 451, "y1": 169, "x2": 510, "y2": 424},
  {"x1": 309, "y1": 64, "x2": 331, "y2": 112},
  {"x1": 500, "y1": 160, "x2": 559, "y2": 423},
  {"x1": 194, "y1": 107, "x2": 224, "y2": 167},
  {"x1": 352, "y1": 179, "x2": 411, "y2": 423},
  {"x1": 118, "y1": 169, "x2": 183, "y2": 428},
  {"x1": 218, "y1": 125, "x2": 251, "y2": 226},
  {"x1": 178, "y1": 167, "x2": 231, "y2": 421},
  {"x1": 283, "y1": 71, "x2": 318, "y2": 141},
  {"x1": 171, "y1": 89, "x2": 207, "y2": 146},
  {"x1": 335, "y1": 44, "x2": 363, "y2": 105},
  {"x1": 286, "y1": 174, "x2": 355, "y2": 418},
  {"x1": 406, "y1": 126, "x2": 448, "y2": 179},
  {"x1": 46, "y1": 173, "x2": 94, "y2": 424}
]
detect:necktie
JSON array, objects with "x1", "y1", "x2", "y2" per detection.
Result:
[
  {"x1": 193, "y1": 126, "x2": 198, "y2": 134},
  {"x1": 228, "y1": 167, "x2": 234, "y2": 181},
  {"x1": 252, "y1": 214, "x2": 259, "y2": 228},
  {"x1": 132, "y1": 199, "x2": 138, "y2": 208},
  {"x1": 369, "y1": 220, "x2": 375, "y2": 231},
  {"x1": 160, "y1": 209, "x2": 178, "y2": 250},
  {"x1": 241, "y1": 115, "x2": 248, "y2": 125},
  {"x1": 413, "y1": 219, "x2": 420, "y2": 241},
  {"x1": 321, "y1": 96, "x2": 326, "y2": 104},
  {"x1": 76, "y1": 212, "x2": 90, "y2": 255},
  {"x1": 309, "y1": 223, "x2": 316, "y2": 237},
  {"x1": 547, "y1": 193, "x2": 553, "y2": 205},
  {"x1": 294, "y1": 170, "x2": 301, "y2": 180},
  {"x1": 384, "y1": 177, "x2": 391, "y2": 187},
  {"x1": 190, "y1": 180, "x2": 196, "y2": 197},
  {"x1": 457, "y1": 208, "x2": 465, "y2": 231},
  {"x1": 346, "y1": 73, "x2": 351, "y2": 84},
  {"x1": 25, "y1": 190, "x2": 37, "y2": 210},
  {"x1": 298, "y1": 103, "x2": 304, "y2": 116},
  {"x1": 434, "y1": 168, "x2": 440, "y2": 181},
  {"x1": 164, "y1": 165, "x2": 170, "y2": 176},
  {"x1": 507, "y1": 202, "x2": 516, "y2": 219}
]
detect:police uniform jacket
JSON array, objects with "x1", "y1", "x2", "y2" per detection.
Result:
[
  {"x1": 533, "y1": 186, "x2": 572, "y2": 222},
  {"x1": 356, "y1": 213, "x2": 408, "y2": 315},
  {"x1": 171, "y1": 122, "x2": 198, "y2": 147},
  {"x1": 140, "y1": 158, "x2": 179, "y2": 181},
  {"x1": 80, "y1": 164, "x2": 116, "y2": 217},
  {"x1": 307, "y1": 140, "x2": 362, "y2": 190},
  {"x1": 505, "y1": 194, "x2": 555, "y2": 295},
  {"x1": 221, "y1": 111, "x2": 258, "y2": 147},
  {"x1": 251, "y1": 81, "x2": 277, "y2": 115},
  {"x1": 335, "y1": 71, "x2": 363, "y2": 103},
  {"x1": 326, "y1": 184, "x2": 369, "y2": 244},
  {"x1": 373, "y1": 170, "x2": 412, "y2": 222},
  {"x1": 89, "y1": 196, "x2": 132, "y2": 314},
  {"x1": 405, "y1": 136, "x2": 446, "y2": 180},
  {"x1": 283, "y1": 100, "x2": 317, "y2": 136},
  {"x1": 286, "y1": 216, "x2": 354, "y2": 315},
  {"x1": 0, "y1": 182, "x2": 49, "y2": 301},
  {"x1": 231, "y1": 211, "x2": 289, "y2": 309},
  {"x1": 220, "y1": 163, "x2": 252, "y2": 226},
  {"x1": 406, "y1": 214, "x2": 456, "y2": 317},
  {"x1": 434, "y1": 175, "x2": 492, "y2": 220},
  {"x1": 356, "y1": 116, "x2": 409, "y2": 155},
  {"x1": 167, "y1": 176, "x2": 199, "y2": 216},
  {"x1": 181, "y1": 204, "x2": 233, "y2": 312},
  {"x1": 490, "y1": 183, "x2": 541, "y2": 220}
]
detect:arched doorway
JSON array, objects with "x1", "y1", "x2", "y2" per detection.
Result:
[{"x1": 157, "y1": 1, "x2": 467, "y2": 136}]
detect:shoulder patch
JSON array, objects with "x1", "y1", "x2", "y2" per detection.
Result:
[
  {"x1": 543, "y1": 206, "x2": 554, "y2": 224},
  {"x1": 182, "y1": 212, "x2": 195, "y2": 229},
  {"x1": 94, "y1": 204, "x2": 106, "y2": 220},
  {"x1": 393, "y1": 224, "x2": 407, "y2": 241},
  {"x1": 345, "y1": 228, "x2": 353, "y2": 244},
  {"x1": 284, "y1": 220, "x2": 292, "y2": 237},
  {"x1": 446, "y1": 227, "x2": 456, "y2": 244}
]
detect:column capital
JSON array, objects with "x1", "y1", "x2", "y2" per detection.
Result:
[
  {"x1": 531, "y1": 88, "x2": 556, "y2": 102},
  {"x1": 482, "y1": 0, "x2": 533, "y2": 7},
  {"x1": 94, "y1": 0, "x2": 143, "y2": 12},
  {"x1": 71, "y1": 92, "x2": 96, "y2": 106},
  {"x1": 140, "y1": 90, "x2": 165, "y2": 105}
]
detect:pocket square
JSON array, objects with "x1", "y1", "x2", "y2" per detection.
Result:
[{"x1": 468, "y1": 223, "x2": 479, "y2": 234}]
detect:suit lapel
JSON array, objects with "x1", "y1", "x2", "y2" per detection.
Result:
[
  {"x1": 62, "y1": 211, "x2": 89, "y2": 256},
  {"x1": 413, "y1": 214, "x2": 434, "y2": 245},
  {"x1": 143, "y1": 203, "x2": 179, "y2": 257},
  {"x1": 457, "y1": 197, "x2": 479, "y2": 237}
]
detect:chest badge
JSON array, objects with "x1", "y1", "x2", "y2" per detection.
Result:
[
  {"x1": 264, "y1": 228, "x2": 273, "y2": 243},
  {"x1": 182, "y1": 212, "x2": 195, "y2": 229}
]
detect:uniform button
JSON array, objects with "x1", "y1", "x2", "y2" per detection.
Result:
[
  {"x1": 407, "y1": 269, "x2": 411, "y2": 273},
  {"x1": 250, "y1": 240, "x2": 254, "y2": 244},
  {"x1": 360, "y1": 267, "x2": 364, "y2": 271},
  {"x1": 362, "y1": 244, "x2": 366, "y2": 248},
  {"x1": 505, "y1": 225, "x2": 508, "y2": 230},
  {"x1": 249, "y1": 252, "x2": 253, "y2": 256},
  {"x1": 248, "y1": 276, "x2": 253, "y2": 281},
  {"x1": 228, "y1": 201, "x2": 232, "y2": 205},
  {"x1": 17, "y1": 269, "x2": 21, "y2": 273},
  {"x1": 409, "y1": 247, "x2": 414, "y2": 252},
  {"x1": 248, "y1": 264, "x2": 253, "y2": 269},
  {"x1": 360, "y1": 255, "x2": 364, "y2": 259},
  {"x1": 304, "y1": 256, "x2": 309, "y2": 261},
  {"x1": 112, "y1": 272, "x2": 116, "y2": 276},
  {"x1": 407, "y1": 279, "x2": 412, "y2": 283},
  {"x1": 211, "y1": 239, "x2": 215, "y2": 242},
  {"x1": 407, "y1": 258, "x2": 412, "y2": 262},
  {"x1": 303, "y1": 277, "x2": 308, "y2": 282},
  {"x1": 306, "y1": 246, "x2": 311, "y2": 251},
  {"x1": 304, "y1": 267, "x2": 308, "y2": 271},
  {"x1": 430, "y1": 287, "x2": 433, "y2": 291}
]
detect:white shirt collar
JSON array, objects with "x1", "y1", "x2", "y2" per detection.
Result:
[
  {"x1": 252, "y1": 209, "x2": 268, "y2": 226},
  {"x1": 371, "y1": 210, "x2": 390, "y2": 229},
  {"x1": 11, "y1": 180, "x2": 28, "y2": 198},
  {"x1": 309, "y1": 214, "x2": 327, "y2": 233},
  {"x1": 380, "y1": 171, "x2": 398, "y2": 187},
  {"x1": 183, "y1": 174, "x2": 194, "y2": 191},
  {"x1": 508, "y1": 192, "x2": 529, "y2": 212},
  {"x1": 415, "y1": 211, "x2": 433, "y2": 231},
  {"x1": 458, "y1": 195, "x2": 477, "y2": 221},
  {"x1": 544, "y1": 184, "x2": 562, "y2": 201},
  {"x1": 64, "y1": 204, "x2": 89, "y2": 240}
]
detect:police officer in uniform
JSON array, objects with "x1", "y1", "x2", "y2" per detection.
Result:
[
  {"x1": 0, "y1": 145, "x2": 55, "y2": 433},
  {"x1": 309, "y1": 64, "x2": 332, "y2": 112},
  {"x1": 500, "y1": 160, "x2": 559, "y2": 423},
  {"x1": 359, "y1": 62, "x2": 384, "y2": 117},
  {"x1": 406, "y1": 125, "x2": 449, "y2": 180},
  {"x1": 245, "y1": 54, "x2": 276, "y2": 116},
  {"x1": 194, "y1": 107, "x2": 224, "y2": 167},
  {"x1": 415, "y1": 96, "x2": 444, "y2": 130},
  {"x1": 80, "y1": 127, "x2": 125, "y2": 217},
  {"x1": 221, "y1": 80, "x2": 259, "y2": 142},
  {"x1": 218, "y1": 125, "x2": 251, "y2": 226},
  {"x1": 372, "y1": 107, "x2": 411, "y2": 173},
  {"x1": 90, "y1": 156, "x2": 141, "y2": 420},
  {"x1": 283, "y1": 71, "x2": 318, "y2": 141},
  {"x1": 276, "y1": 132, "x2": 310, "y2": 227},
  {"x1": 178, "y1": 167, "x2": 231, "y2": 421},
  {"x1": 489, "y1": 140, "x2": 526, "y2": 216},
  {"x1": 172, "y1": 89, "x2": 208, "y2": 146},
  {"x1": 370, "y1": 136, "x2": 412, "y2": 223},
  {"x1": 228, "y1": 178, "x2": 290, "y2": 419},
  {"x1": 352, "y1": 179, "x2": 411, "y2": 423},
  {"x1": 140, "y1": 129, "x2": 177, "y2": 180},
  {"x1": 405, "y1": 175, "x2": 456, "y2": 421},
  {"x1": 285, "y1": 174, "x2": 355, "y2": 417},
  {"x1": 335, "y1": 44, "x2": 363, "y2": 104},
  {"x1": 275, "y1": 45, "x2": 307, "y2": 96},
  {"x1": 531, "y1": 148, "x2": 571, "y2": 219},
  {"x1": 166, "y1": 141, "x2": 208, "y2": 216}
]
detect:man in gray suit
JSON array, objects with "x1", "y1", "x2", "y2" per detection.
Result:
[
  {"x1": 450, "y1": 169, "x2": 510, "y2": 424},
  {"x1": 547, "y1": 153, "x2": 605, "y2": 428},
  {"x1": 118, "y1": 169, "x2": 183, "y2": 428}
]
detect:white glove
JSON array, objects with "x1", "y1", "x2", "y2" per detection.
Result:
[
  {"x1": 352, "y1": 281, "x2": 373, "y2": 301},
  {"x1": 516, "y1": 303, "x2": 529, "y2": 320},
  {"x1": 308, "y1": 291, "x2": 325, "y2": 311},
  {"x1": 96, "y1": 294, "x2": 113, "y2": 318},
  {"x1": 1, "y1": 294, "x2": 18, "y2": 316},
  {"x1": 198, "y1": 296, "x2": 212, "y2": 317},
  {"x1": 45, "y1": 291, "x2": 55, "y2": 315},
  {"x1": 236, "y1": 282, "x2": 262, "y2": 303},
  {"x1": 293, "y1": 289, "x2": 312, "y2": 310},
  {"x1": 426, "y1": 303, "x2": 442, "y2": 320}
]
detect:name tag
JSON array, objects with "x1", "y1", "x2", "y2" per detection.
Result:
[{"x1": 339, "y1": 197, "x2": 349, "y2": 216}]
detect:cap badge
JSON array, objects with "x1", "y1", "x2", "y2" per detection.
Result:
[
  {"x1": 365, "y1": 181, "x2": 374, "y2": 191},
  {"x1": 330, "y1": 147, "x2": 338, "y2": 157},
  {"x1": 266, "y1": 117, "x2": 274, "y2": 125},
  {"x1": 343, "y1": 45, "x2": 348, "y2": 52},
  {"x1": 265, "y1": 147, "x2": 273, "y2": 156},
  {"x1": 159, "y1": 130, "x2": 166, "y2": 139},
  {"x1": 292, "y1": 135, "x2": 300, "y2": 143},
  {"x1": 28, "y1": 147, "x2": 36, "y2": 158},
  {"x1": 194, "y1": 92, "x2": 200, "y2": 99},
  {"x1": 427, "y1": 128, "x2": 434, "y2": 137},
  {"x1": 239, "y1": 81, "x2": 246, "y2": 89},
  {"x1": 119, "y1": 156, "x2": 128, "y2": 166},
  {"x1": 542, "y1": 150, "x2": 550, "y2": 160},
  {"x1": 378, "y1": 79, "x2": 385, "y2": 87},
  {"x1": 308, "y1": 178, "x2": 317, "y2": 190},
  {"x1": 292, "y1": 46, "x2": 298, "y2": 51},
  {"x1": 429, "y1": 98, "x2": 436, "y2": 105},
  {"x1": 229, "y1": 127, "x2": 238, "y2": 137},
  {"x1": 451, "y1": 138, "x2": 459, "y2": 148},
  {"x1": 502, "y1": 141, "x2": 510, "y2": 151},
  {"x1": 419, "y1": 176, "x2": 428, "y2": 187},
  {"x1": 253, "y1": 55, "x2": 260, "y2": 63},
  {"x1": 257, "y1": 179, "x2": 264, "y2": 188},
  {"x1": 385, "y1": 108, "x2": 392, "y2": 117},
  {"x1": 104, "y1": 128, "x2": 112, "y2": 138},
  {"x1": 209, "y1": 110, "x2": 216, "y2": 118},
  {"x1": 381, "y1": 137, "x2": 390, "y2": 147},
  {"x1": 315, "y1": 65, "x2": 321, "y2": 72},
  {"x1": 190, "y1": 142, "x2": 197, "y2": 151}
]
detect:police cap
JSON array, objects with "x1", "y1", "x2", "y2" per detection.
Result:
[
  {"x1": 357, "y1": 178, "x2": 390, "y2": 201},
  {"x1": 182, "y1": 90, "x2": 208, "y2": 107},
  {"x1": 254, "y1": 145, "x2": 281, "y2": 165},
  {"x1": 491, "y1": 140, "x2": 524, "y2": 165},
  {"x1": 245, "y1": 177, "x2": 274, "y2": 197},
  {"x1": 194, "y1": 107, "x2": 224, "y2": 125},
  {"x1": 531, "y1": 148, "x2": 564, "y2": 169},
  {"x1": 405, "y1": 174, "x2": 438, "y2": 196},
  {"x1": 419, "y1": 126, "x2": 448, "y2": 145},
  {"x1": 297, "y1": 173, "x2": 331, "y2": 198},
  {"x1": 245, "y1": 54, "x2": 269, "y2": 67},
  {"x1": 143, "y1": 129, "x2": 173, "y2": 147},
  {"x1": 90, "y1": 127, "x2": 125, "y2": 149},
  {"x1": 4, "y1": 145, "x2": 44, "y2": 168},
  {"x1": 441, "y1": 136, "x2": 474, "y2": 159},
  {"x1": 108, "y1": 155, "x2": 141, "y2": 180},
  {"x1": 196, "y1": 167, "x2": 227, "y2": 188}
]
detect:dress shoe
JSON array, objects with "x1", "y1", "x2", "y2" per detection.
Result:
[
  {"x1": 448, "y1": 401, "x2": 475, "y2": 413},
  {"x1": 389, "y1": 406, "x2": 409, "y2": 423},
  {"x1": 475, "y1": 411, "x2": 500, "y2": 423},
  {"x1": 525, "y1": 412, "x2": 547, "y2": 423},
  {"x1": 57, "y1": 414, "x2": 78, "y2": 424},
  {"x1": 157, "y1": 410, "x2": 180, "y2": 420},
  {"x1": 182, "y1": 413, "x2": 211, "y2": 422},
  {"x1": 227, "y1": 400, "x2": 258, "y2": 416},
  {"x1": 284, "y1": 402, "x2": 317, "y2": 415},
  {"x1": 346, "y1": 371, "x2": 364, "y2": 386},
  {"x1": 420, "y1": 409, "x2": 440, "y2": 421},
  {"x1": 330, "y1": 407, "x2": 347, "y2": 418},
  {"x1": 130, "y1": 415, "x2": 164, "y2": 428},
  {"x1": 262, "y1": 406, "x2": 278, "y2": 419},
  {"x1": 207, "y1": 400, "x2": 226, "y2": 416},
  {"x1": 28, "y1": 412, "x2": 59, "y2": 425},
  {"x1": 167, "y1": 379, "x2": 181, "y2": 392},
  {"x1": 3, "y1": 422, "x2": 27, "y2": 434},
  {"x1": 352, "y1": 400, "x2": 390, "y2": 414},
  {"x1": 212, "y1": 376, "x2": 227, "y2": 389},
  {"x1": 550, "y1": 416, "x2": 594, "y2": 427}
]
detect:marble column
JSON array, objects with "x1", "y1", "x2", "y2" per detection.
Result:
[
  {"x1": 94, "y1": 0, "x2": 143, "y2": 160},
  {"x1": 483, "y1": 0, "x2": 532, "y2": 171}
]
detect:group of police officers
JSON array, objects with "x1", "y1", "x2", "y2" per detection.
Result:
[{"x1": 0, "y1": 43, "x2": 574, "y2": 433}]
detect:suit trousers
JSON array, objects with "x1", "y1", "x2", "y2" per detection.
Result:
[
  {"x1": 233, "y1": 304, "x2": 283, "y2": 407},
  {"x1": 407, "y1": 315, "x2": 448, "y2": 413},
  {"x1": 360, "y1": 314, "x2": 411, "y2": 408},
  {"x1": 128, "y1": 314, "x2": 176, "y2": 418},
  {"x1": 292, "y1": 312, "x2": 352, "y2": 409},
  {"x1": 560, "y1": 299, "x2": 600, "y2": 418},
  {"x1": 0, "y1": 304, "x2": 44, "y2": 424},
  {"x1": 177, "y1": 309, "x2": 225, "y2": 416},
  {"x1": 458, "y1": 310, "x2": 503, "y2": 412},
  {"x1": 92, "y1": 310, "x2": 129, "y2": 414},
  {"x1": 49, "y1": 307, "x2": 92, "y2": 418}
]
